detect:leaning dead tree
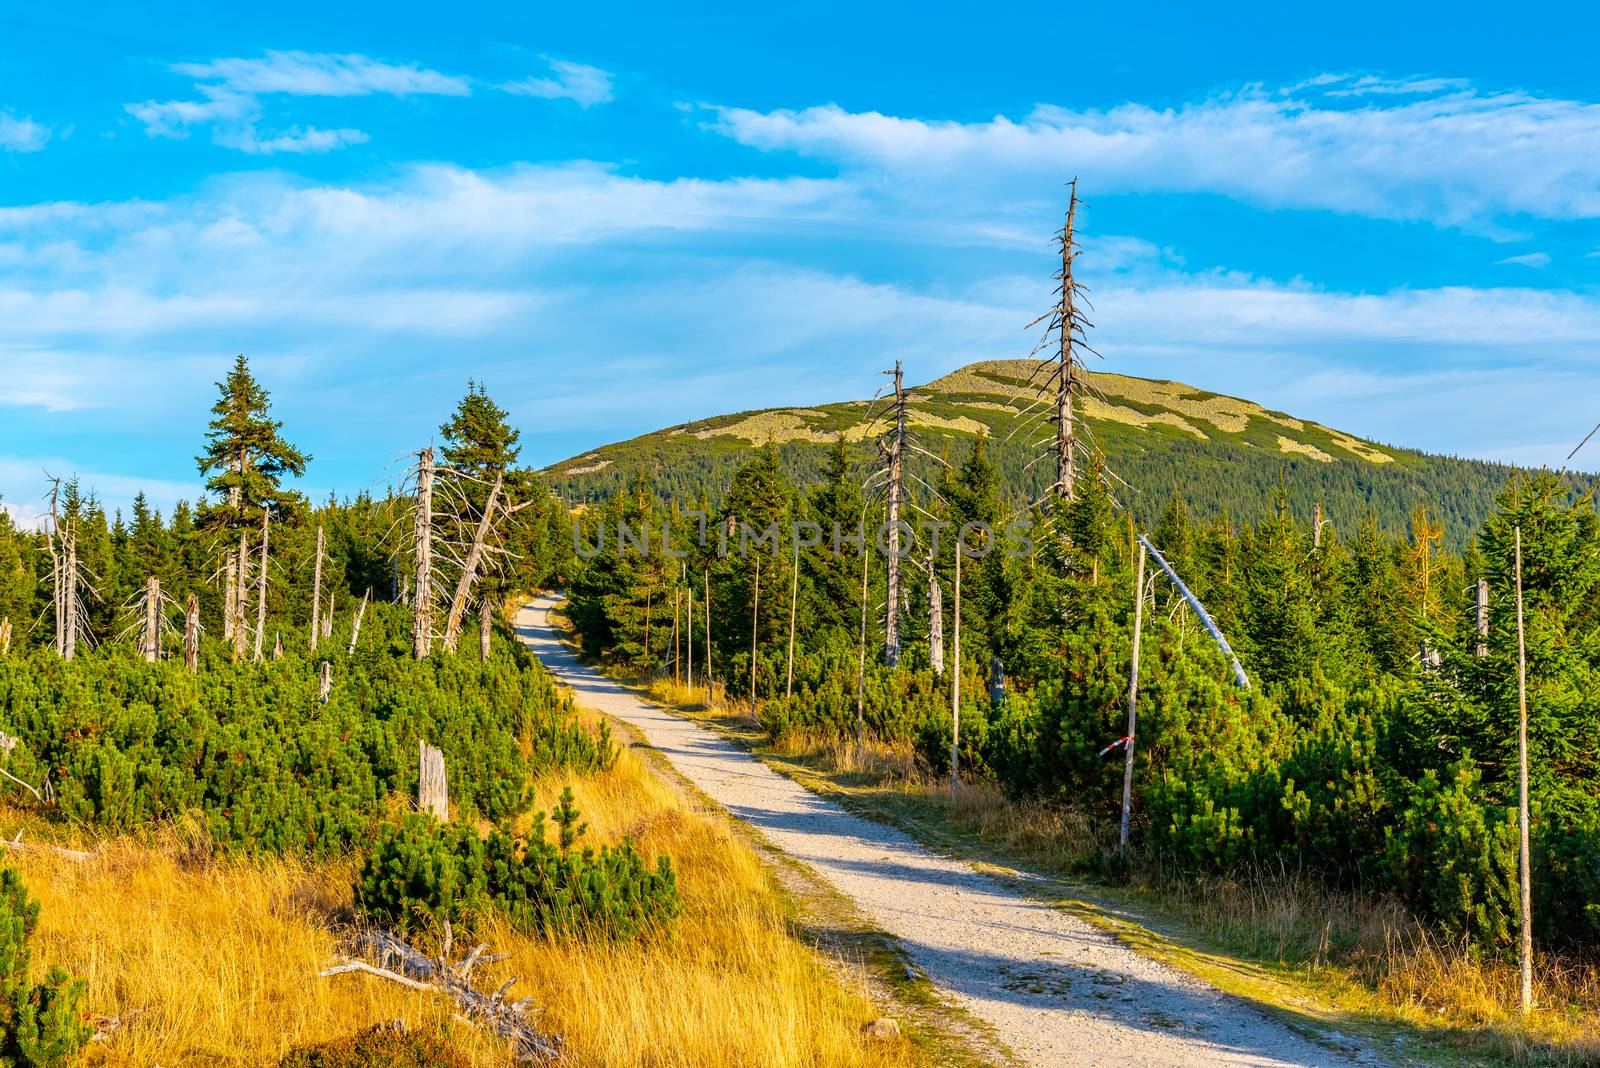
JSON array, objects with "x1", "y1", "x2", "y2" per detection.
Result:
[
  {"x1": 319, "y1": 926, "x2": 559, "y2": 1063},
  {"x1": 443, "y1": 470, "x2": 503, "y2": 652}
]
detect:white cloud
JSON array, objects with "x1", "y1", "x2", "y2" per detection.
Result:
[
  {"x1": 1497, "y1": 252, "x2": 1551, "y2": 268},
  {"x1": 172, "y1": 51, "x2": 470, "y2": 97},
  {"x1": 127, "y1": 50, "x2": 469, "y2": 153},
  {"x1": 502, "y1": 59, "x2": 614, "y2": 108},
  {"x1": 0, "y1": 111, "x2": 50, "y2": 152},
  {"x1": 710, "y1": 73, "x2": 1600, "y2": 227}
]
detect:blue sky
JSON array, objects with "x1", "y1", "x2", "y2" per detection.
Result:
[{"x1": 4, "y1": 1, "x2": 1600, "y2": 523}]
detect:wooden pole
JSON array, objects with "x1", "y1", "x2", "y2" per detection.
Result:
[
  {"x1": 1120, "y1": 542, "x2": 1147, "y2": 851},
  {"x1": 349, "y1": 588, "x2": 370, "y2": 655},
  {"x1": 672, "y1": 587, "x2": 681, "y2": 686},
  {"x1": 951, "y1": 545, "x2": 962, "y2": 800},
  {"x1": 785, "y1": 536, "x2": 798, "y2": 700},
  {"x1": 643, "y1": 586, "x2": 653, "y2": 673},
  {"x1": 443, "y1": 470, "x2": 503, "y2": 651},
  {"x1": 310, "y1": 523, "x2": 324, "y2": 652},
  {"x1": 686, "y1": 581, "x2": 694, "y2": 698},
  {"x1": 885, "y1": 360, "x2": 905, "y2": 667},
  {"x1": 750, "y1": 555, "x2": 760, "y2": 722},
  {"x1": 1515, "y1": 526, "x2": 1533, "y2": 1014},
  {"x1": 413, "y1": 448, "x2": 435, "y2": 659},
  {"x1": 1138, "y1": 534, "x2": 1250, "y2": 689},
  {"x1": 253, "y1": 508, "x2": 270, "y2": 663},
  {"x1": 183, "y1": 593, "x2": 199, "y2": 672},
  {"x1": 856, "y1": 542, "x2": 869, "y2": 756},
  {"x1": 144, "y1": 576, "x2": 161, "y2": 662}
]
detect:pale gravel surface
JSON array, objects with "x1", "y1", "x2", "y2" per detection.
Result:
[{"x1": 518, "y1": 594, "x2": 1373, "y2": 1068}]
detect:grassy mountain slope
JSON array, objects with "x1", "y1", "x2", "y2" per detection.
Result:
[{"x1": 547, "y1": 359, "x2": 1532, "y2": 548}]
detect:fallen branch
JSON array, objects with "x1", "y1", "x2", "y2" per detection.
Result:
[
  {"x1": 319, "y1": 927, "x2": 559, "y2": 1063},
  {"x1": 0, "y1": 832, "x2": 94, "y2": 863}
]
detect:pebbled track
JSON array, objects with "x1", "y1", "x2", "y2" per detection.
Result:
[{"x1": 517, "y1": 594, "x2": 1370, "y2": 1068}]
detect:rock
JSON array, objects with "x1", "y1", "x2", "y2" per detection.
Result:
[{"x1": 862, "y1": 1017, "x2": 901, "y2": 1041}]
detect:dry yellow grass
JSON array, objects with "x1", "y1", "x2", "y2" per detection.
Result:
[
  {"x1": 6, "y1": 741, "x2": 928, "y2": 1068},
  {"x1": 1275, "y1": 434, "x2": 1335, "y2": 463}
]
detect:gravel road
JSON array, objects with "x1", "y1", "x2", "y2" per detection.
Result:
[{"x1": 517, "y1": 594, "x2": 1370, "y2": 1068}]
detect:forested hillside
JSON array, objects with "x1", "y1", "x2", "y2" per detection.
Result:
[{"x1": 548, "y1": 360, "x2": 1541, "y2": 548}]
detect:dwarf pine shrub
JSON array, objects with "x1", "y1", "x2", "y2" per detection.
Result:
[
  {"x1": 0, "y1": 868, "x2": 91, "y2": 1068},
  {"x1": 355, "y1": 788, "x2": 680, "y2": 941}
]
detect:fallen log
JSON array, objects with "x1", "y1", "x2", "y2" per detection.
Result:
[{"x1": 318, "y1": 926, "x2": 558, "y2": 1063}]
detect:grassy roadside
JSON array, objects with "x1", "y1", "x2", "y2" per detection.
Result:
[
  {"x1": 578, "y1": 650, "x2": 1600, "y2": 1068},
  {"x1": 2, "y1": 718, "x2": 953, "y2": 1067}
]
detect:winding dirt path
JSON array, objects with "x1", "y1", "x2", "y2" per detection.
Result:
[{"x1": 517, "y1": 594, "x2": 1370, "y2": 1068}]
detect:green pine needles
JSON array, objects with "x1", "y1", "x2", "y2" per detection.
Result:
[
  {"x1": 0, "y1": 868, "x2": 91, "y2": 1068},
  {"x1": 355, "y1": 788, "x2": 680, "y2": 942}
]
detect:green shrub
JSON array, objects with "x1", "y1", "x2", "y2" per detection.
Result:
[
  {"x1": 0, "y1": 868, "x2": 91, "y2": 1068},
  {"x1": 355, "y1": 789, "x2": 680, "y2": 941}
]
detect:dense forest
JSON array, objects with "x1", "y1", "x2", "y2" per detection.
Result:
[{"x1": 565, "y1": 432, "x2": 1600, "y2": 957}]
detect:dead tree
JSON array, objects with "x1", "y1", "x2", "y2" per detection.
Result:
[
  {"x1": 234, "y1": 527, "x2": 251, "y2": 661},
  {"x1": 479, "y1": 599, "x2": 493, "y2": 662},
  {"x1": 253, "y1": 509, "x2": 271, "y2": 662},
  {"x1": 310, "y1": 524, "x2": 324, "y2": 652},
  {"x1": 142, "y1": 577, "x2": 161, "y2": 662},
  {"x1": 0, "y1": 618, "x2": 10, "y2": 657},
  {"x1": 413, "y1": 447, "x2": 436, "y2": 659},
  {"x1": 318, "y1": 927, "x2": 559, "y2": 1062},
  {"x1": 183, "y1": 594, "x2": 200, "y2": 672},
  {"x1": 1054, "y1": 181, "x2": 1082, "y2": 501},
  {"x1": 883, "y1": 360, "x2": 906, "y2": 667},
  {"x1": 318, "y1": 660, "x2": 333, "y2": 703},
  {"x1": 349, "y1": 588, "x2": 371, "y2": 655},
  {"x1": 43, "y1": 479, "x2": 92, "y2": 660},
  {"x1": 322, "y1": 588, "x2": 334, "y2": 641},
  {"x1": 418, "y1": 740, "x2": 449, "y2": 819},
  {"x1": 222, "y1": 552, "x2": 236, "y2": 642},
  {"x1": 1476, "y1": 577, "x2": 1490, "y2": 658},
  {"x1": 443, "y1": 471, "x2": 503, "y2": 653},
  {"x1": 928, "y1": 551, "x2": 945, "y2": 678}
]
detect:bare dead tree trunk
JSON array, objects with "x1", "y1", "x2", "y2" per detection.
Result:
[
  {"x1": 750, "y1": 554, "x2": 760, "y2": 722},
  {"x1": 418, "y1": 740, "x2": 448, "y2": 820},
  {"x1": 1313, "y1": 501, "x2": 1324, "y2": 551},
  {"x1": 253, "y1": 508, "x2": 270, "y2": 663},
  {"x1": 63, "y1": 535, "x2": 78, "y2": 662},
  {"x1": 928, "y1": 552, "x2": 945, "y2": 678},
  {"x1": 1514, "y1": 528, "x2": 1533, "y2": 1014},
  {"x1": 323, "y1": 589, "x2": 334, "y2": 640},
  {"x1": 143, "y1": 576, "x2": 161, "y2": 662},
  {"x1": 318, "y1": 660, "x2": 332, "y2": 702},
  {"x1": 223, "y1": 551, "x2": 236, "y2": 642},
  {"x1": 1476, "y1": 577, "x2": 1490, "y2": 658},
  {"x1": 443, "y1": 471, "x2": 503, "y2": 652},
  {"x1": 855, "y1": 543, "x2": 869, "y2": 756},
  {"x1": 0, "y1": 618, "x2": 11, "y2": 657},
  {"x1": 950, "y1": 546, "x2": 961, "y2": 799},
  {"x1": 1054, "y1": 180, "x2": 1082, "y2": 502},
  {"x1": 234, "y1": 528, "x2": 250, "y2": 661},
  {"x1": 310, "y1": 523, "x2": 324, "y2": 652},
  {"x1": 479, "y1": 598, "x2": 492, "y2": 662},
  {"x1": 413, "y1": 448, "x2": 435, "y2": 659},
  {"x1": 1120, "y1": 542, "x2": 1146, "y2": 852},
  {"x1": 785, "y1": 538, "x2": 798, "y2": 700},
  {"x1": 183, "y1": 593, "x2": 199, "y2": 673},
  {"x1": 885, "y1": 359, "x2": 905, "y2": 667},
  {"x1": 349, "y1": 588, "x2": 370, "y2": 655}
]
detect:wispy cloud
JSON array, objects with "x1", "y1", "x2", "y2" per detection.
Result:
[
  {"x1": 0, "y1": 111, "x2": 50, "y2": 152},
  {"x1": 171, "y1": 51, "x2": 470, "y2": 97},
  {"x1": 127, "y1": 50, "x2": 468, "y2": 153},
  {"x1": 502, "y1": 59, "x2": 614, "y2": 108},
  {"x1": 710, "y1": 73, "x2": 1600, "y2": 227},
  {"x1": 1497, "y1": 252, "x2": 1551, "y2": 268}
]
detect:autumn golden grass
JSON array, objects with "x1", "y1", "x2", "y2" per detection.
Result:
[{"x1": 5, "y1": 741, "x2": 927, "y2": 1067}]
